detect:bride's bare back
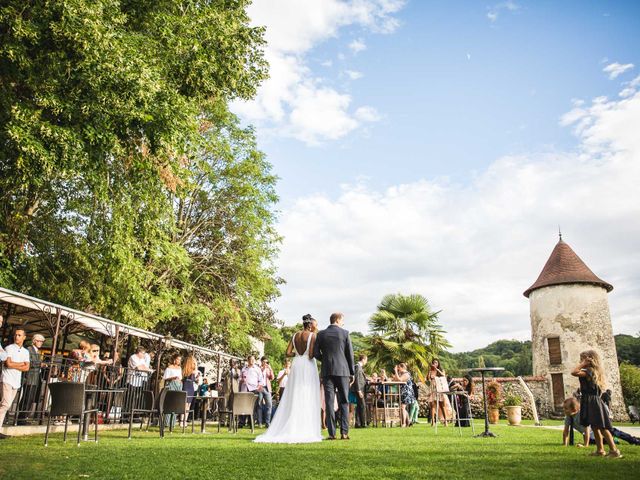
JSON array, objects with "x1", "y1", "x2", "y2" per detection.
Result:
[{"x1": 288, "y1": 330, "x2": 316, "y2": 358}]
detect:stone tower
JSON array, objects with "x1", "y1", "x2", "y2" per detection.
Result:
[{"x1": 523, "y1": 236, "x2": 625, "y2": 420}]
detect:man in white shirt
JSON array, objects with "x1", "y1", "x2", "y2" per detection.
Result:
[
  {"x1": 277, "y1": 359, "x2": 291, "y2": 400},
  {"x1": 240, "y1": 355, "x2": 264, "y2": 427},
  {"x1": 0, "y1": 328, "x2": 30, "y2": 430},
  {"x1": 126, "y1": 347, "x2": 152, "y2": 414}
]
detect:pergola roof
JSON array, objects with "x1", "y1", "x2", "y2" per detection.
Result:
[{"x1": 0, "y1": 286, "x2": 239, "y2": 359}]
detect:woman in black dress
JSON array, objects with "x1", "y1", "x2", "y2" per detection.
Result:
[
  {"x1": 571, "y1": 350, "x2": 621, "y2": 458},
  {"x1": 451, "y1": 374, "x2": 474, "y2": 427}
]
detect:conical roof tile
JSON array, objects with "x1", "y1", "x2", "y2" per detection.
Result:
[{"x1": 523, "y1": 239, "x2": 613, "y2": 297}]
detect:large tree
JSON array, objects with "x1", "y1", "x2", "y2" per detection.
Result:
[
  {"x1": 0, "y1": 1, "x2": 277, "y2": 352},
  {"x1": 365, "y1": 293, "x2": 450, "y2": 380}
]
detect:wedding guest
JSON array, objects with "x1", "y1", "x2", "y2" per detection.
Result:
[
  {"x1": 198, "y1": 378, "x2": 210, "y2": 397},
  {"x1": 408, "y1": 372, "x2": 420, "y2": 426},
  {"x1": 391, "y1": 363, "x2": 415, "y2": 427},
  {"x1": 0, "y1": 329, "x2": 30, "y2": 428},
  {"x1": 241, "y1": 355, "x2": 264, "y2": 427},
  {"x1": 277, "y1": 359, "x2": 291, "y2": 400},
  {"x1": 260, "y1": 356, "x2": 274, "y2": 427},
  {"x1": 571, "y1": 350, "x2": 622, "y2": 458},
  {"x1": 126, "y1": 347, "x2": 152, "y2": 413},
  {"x1": 90, "y1": 344, "x2": 113, "y2": 366},
  {"x1": 0, "y1": 315, "x2": 7, "y2": 364},
  {"x1": 182, "y1": 355, "x2": 198, "y2": 411},
  {"x1": 450, "y1": 374, "x2": 474, "y2": 427},
  {"x1": 18, "y1": 333, "x2": 45, "y2": 422},
  {"x1": 563, "y1": 397, "x2": 590, "y2": 447},
  {"x1": 163, "y1": 353, "x2": 183, "y2": 428},
  {"x1": 351, "y1": 354, "x2": 368, "y2": 428},
  {"x1": 427, "y1": 358, "x2": 451, "y2": 426}
]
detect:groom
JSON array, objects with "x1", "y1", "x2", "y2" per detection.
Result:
[{"x1": 313, "y1": 312, "x2": 355, "y2": 440}]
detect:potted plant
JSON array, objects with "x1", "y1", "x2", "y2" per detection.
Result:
[
  {"x1": 486, "y1": 381, "x2": 502, "y2": 424},
  {"x1": 504, "y1": 392, "x2": 523, "y2": 426}
]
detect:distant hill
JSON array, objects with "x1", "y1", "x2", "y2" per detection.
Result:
[{"x1": 439, "y1": 334, "x2": 640, "y2": 377}]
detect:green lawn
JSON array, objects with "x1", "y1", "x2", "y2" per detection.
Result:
[{"x1": 0, "y1": 421, "x2": 637, "y2": 479}]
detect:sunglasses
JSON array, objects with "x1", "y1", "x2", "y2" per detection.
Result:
[{"x1": 91, "y1": 349, "x2": 99, "y2": 353}]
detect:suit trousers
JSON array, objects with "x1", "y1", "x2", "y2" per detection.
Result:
[
  {"x1": 323, "y1": 375, "x2": 349, "y2": 438},
  {"x1": 355, "y1": 394, "x2": 367, "y2": 427}
]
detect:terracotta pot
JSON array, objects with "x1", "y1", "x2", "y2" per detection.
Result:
[
  {"x1": 488, "y1": 407, "x2": 500, "y2": 424},
  {"x1": 506, "y1": 405, "x2": 522, "y2": 426}
]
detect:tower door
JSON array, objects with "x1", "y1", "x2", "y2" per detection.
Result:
[{"x1": 551, "y1": 373, "x2": 565, "y2": 410}]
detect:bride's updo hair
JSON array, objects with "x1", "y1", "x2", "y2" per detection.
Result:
[{"x1": 302, "y1": 314, "x2": 315, "y2": 329}]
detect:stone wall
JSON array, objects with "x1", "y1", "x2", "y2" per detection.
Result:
[
  {"x1": 529, "y1": 284, "x2": 626, "y2": 420},
  {"x1": 417, "y1": 376, "x2": 553, "y2": 419}
]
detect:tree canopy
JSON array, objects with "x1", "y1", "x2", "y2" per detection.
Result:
[{"x1": 0, "y1": 0, "x2": 278, "y2": 353}]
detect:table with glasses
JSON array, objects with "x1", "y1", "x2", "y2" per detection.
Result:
[{"x1": 466, "y1": 367, "x2": 505, "y2": 438}]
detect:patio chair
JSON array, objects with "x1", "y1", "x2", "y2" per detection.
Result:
[
  {"x1": 44, "y1": 382, "x2": 99, "y2": 447},
  {"x1": 217, "y1": 394, "x2": 233, "y2": 433},
  {"x1": 128, "y1": 390, "x2": 156, "y2": 439},
  {"x1": 231, "y1": 392, "x2": 258, "y2": 433},
  {"x1": 158, "y1": 390, "x2": 194, "y2": 437}
]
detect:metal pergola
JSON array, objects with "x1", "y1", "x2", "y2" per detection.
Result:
[{"x1": 0, "y1": 286, "x2": 241, "y2": 391}]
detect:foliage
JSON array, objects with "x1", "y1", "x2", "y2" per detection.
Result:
[
  {"x1": 615, "y1": 334, "x2": 640, "y2": 366},
  {"x1": 619, "y1": 362, "x2": 640, "y2": 407},
  {"x1": 503, "y1": 392, "x2": 523, "y2": 407},
  {"x1": 486, "y1": 380, "x2": 503, "y2": 407},
  {"x1": 0, "y1": 1, "x2": 277, "y2": 354},
  {"x1": 1, "y1": 423, "x2": 638, "y2": 479},
  {"x1": 364, "y1": 293, "x2": 450, "y2": 381},
  {"x1": 442, "y1": 339, "x2": 533, "y2": 377}
]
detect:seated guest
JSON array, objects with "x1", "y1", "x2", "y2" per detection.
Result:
[{"x1": 198, "y1": 378, "x2": 210, "y2": 397}]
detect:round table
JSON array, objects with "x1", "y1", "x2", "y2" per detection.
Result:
[{"x1": 466, "y1": 367, "x2": 504, "y2": 438}]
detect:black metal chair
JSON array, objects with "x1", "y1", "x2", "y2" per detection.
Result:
[
  {"x1": 158, "y1": 389, "x2": 194, "y2": 437},
  {"x1": 128, "y1": 390, "x2": 156, "y2": 439},
  {"x1": 44, "y1": 382, "x2": 99, "y2": 447}
]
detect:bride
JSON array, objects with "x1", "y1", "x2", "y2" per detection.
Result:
[{"x1": 254, "y1": 314, "x2": 322, "y2": 443}]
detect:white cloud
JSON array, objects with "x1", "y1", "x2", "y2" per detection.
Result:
[
  {"x1": 354, "y1": 106, "x2": 381, "y2": 122},
  {"x1": 603, "y1": 62, "x2": 634, "y2": 80},
  {"x1": 274, "y1": 88, "x2": 640, "y2": 351},
  {"x1": 232, "y1": 0, "x2": 405, "y2": 145},
  {"x1": 345, "y1": 69, "x2": 364, "y2": 80},
  {"x1": 487, "y1": 1, "x2": 519, "y2": 22},
  {"x1": 348, "y1": 38, "x2": 367, "y2": 54}
]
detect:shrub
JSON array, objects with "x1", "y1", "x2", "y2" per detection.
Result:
[
  {"x1": 504, "y1": 392, "x2": 523, "y2": 407},
  {"x1": 619, "y1": 362, "x2": 640, "y2": 406},
  {"x1": 486, "y1": 381, "x2": 502, "y2": 408}
]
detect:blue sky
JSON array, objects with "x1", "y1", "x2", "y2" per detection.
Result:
[
  {"x1": 246, "y1": 1, "x2": 640, "y2": 204},
  {"x1": 235, "y1": 1, "x2": 640, "y2": 351}
]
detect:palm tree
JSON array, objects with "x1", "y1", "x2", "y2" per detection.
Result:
[{"x1": 365, "y1": 293, "x2": 450, "y2": 380}]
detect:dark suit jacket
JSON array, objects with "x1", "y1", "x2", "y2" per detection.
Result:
[
  {"x1": 25, "y1": 345, "x2": 41, "y2": 386},
  {"x1": 313, "y1": 324, "x2": 355, "y2": 378},
  {"x1": 351, "y1": 362, "x2": 366, "y2": 394}
]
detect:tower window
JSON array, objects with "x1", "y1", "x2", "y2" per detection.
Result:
[{"x1": 548, "y1": 337, "x2": 562, "y2": 365}]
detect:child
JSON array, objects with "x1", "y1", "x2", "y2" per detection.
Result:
[
  {"x1": 562, "y1": 397, "x2": 590, "y2": 447},
  {"x1": 571, "y1": 350, "x2": 622, "y2": 458}
]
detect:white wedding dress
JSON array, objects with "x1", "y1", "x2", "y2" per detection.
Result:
[{"x1": 254, "y1": 332, "x2": 322, "y2": 443}]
